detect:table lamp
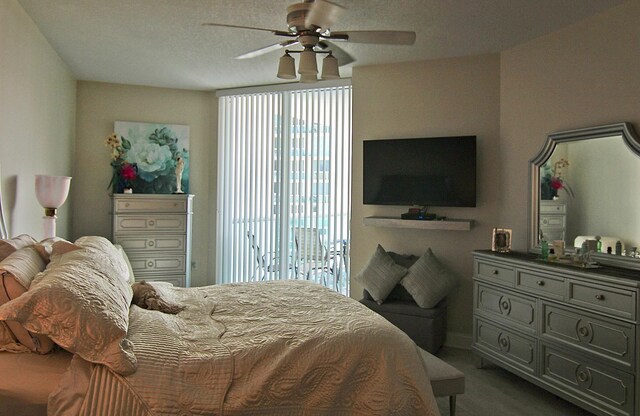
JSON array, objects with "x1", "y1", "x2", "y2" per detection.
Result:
[{"x1": 35, "y1": 175, "x2": 71, "y2": 239}]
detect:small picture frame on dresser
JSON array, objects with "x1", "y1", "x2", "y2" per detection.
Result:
[{"x1": 492, "y1": 228, "x2": 512, "y2": 253}]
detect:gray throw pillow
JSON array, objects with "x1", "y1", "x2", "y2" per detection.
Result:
[
  {"x1": 355, "y1": 245, "x2": 409, "y2": 304},
  {"x1": 400, "y1": 248, "x2": 457, "y2": 308}
]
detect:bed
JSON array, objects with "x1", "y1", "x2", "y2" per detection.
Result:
[{"x1": 0, "y1": 235, "x2": 440, "y2": 416}]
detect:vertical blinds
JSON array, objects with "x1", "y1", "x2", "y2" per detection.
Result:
[{"x1": 216, "y1": 84, "x2": 352, "y2": 295}]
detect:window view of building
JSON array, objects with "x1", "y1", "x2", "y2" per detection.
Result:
[{"x1": 217, "y1": 85, "x2": 352, "y2": 295}]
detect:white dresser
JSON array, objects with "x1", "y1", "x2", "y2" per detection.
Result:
[
  {"x1": 473, "y1": 250, "x2": 640, "y2": 416},
  {"x1": 111, "y1": 194, "x2": 194, "y2": 287}
]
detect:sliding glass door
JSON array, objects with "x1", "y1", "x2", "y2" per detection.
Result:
[{"x1": 217, "y1": 83, "x2": 351, "y2": 295}]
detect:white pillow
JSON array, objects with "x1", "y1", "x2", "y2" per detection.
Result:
[
  {"x1": 400, "y1": 248, "x2": 457, "y2": 308},
  {"x1": 0, "y1": 236, "x2": 137, "y2": 375},
  {"x1": 114, "y1": 244, "x2": 135, "y2": 284}
]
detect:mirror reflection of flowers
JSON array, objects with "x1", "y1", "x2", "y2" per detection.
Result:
[
  {"x1": 541, "y1": 157, "x2": 574, "y2": 199},
  {"x1": 105, "y1": 133, "x2": 138, "y2": 193}
]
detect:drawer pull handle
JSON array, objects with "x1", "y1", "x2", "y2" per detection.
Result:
[
  {"x1": 499, "y1": 337, "x2": 509, "y2": 348},
  {"x1": 501, "y1": 301, "x2": 509, "y2": 310},
  {"x1": 147, "y1": 261, "x2": 154, "y2": 268},
  {"x1": 148, "y1": 241, "x2": 155, "y2": 247},
  {"x1": 595, "y1": 294, "x2": 605, "y2": 301},
  {"x1": 125, "y1": 203, "x2": 130, "y2": 207},
  {"x1": 149, "y1": 220, "x2": 155, "y2": 226},
  {"x1": 578, "y1": 326, "x2": 590, "y2": 337},
  {"x1": 492, "y1": 269, "x2": 499, "y2": 275},
  {"x1": 577, "y1": 371, "x2": 589, "y2": 382},
  {"x1": 536, "y1": 280, "x2": 545, "y2": 286}
]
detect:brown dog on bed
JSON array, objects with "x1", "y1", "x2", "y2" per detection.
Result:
[{"x1": 131, "y1": 280, "x2": 184, "y2": 314}]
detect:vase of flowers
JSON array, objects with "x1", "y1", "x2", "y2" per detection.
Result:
[
  {"x1": 105, "y1": 133, "x2": 138, "y2": 193},
  {"x1": 541, "y1": 158, "x2": 574, "y2": 200}
]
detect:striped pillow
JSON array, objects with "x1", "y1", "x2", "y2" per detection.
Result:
[{"x1": 0, "y1": 246, "x2": 55, "y2": 354}]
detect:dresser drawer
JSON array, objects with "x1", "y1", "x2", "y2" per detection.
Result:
[
  {"x1": 568, "y1": 281, "x2": 636, "y2": 320},
  {"x1": 540, "y1": 202, "x2": 566, "y2": 214},
  {"x1": 474, "y1": 317, "x2": 536, "y2": 375},
  {"x1": 541, "y1": 343, "x2": 635, "y2": 416},
  {"x1": 128, "y1": 254, "x2": 186, "y2": 275},
  {"x1": 540, "y1": 215, "x2": 565, "y2": 228},
  {"x1": 114, "y1": 214, "x2": 187, "y2": 234},
  {"x1": 475, "y1": 283, "x2": 536, "y2": 334},
  {"x1": 516, "y1": 270, "x2": 565, "y2": 301},
  {"x1": 542, "y1": 302, "x2": 635, "y2": 370},
  {"x1": 115, "y1": 235, "x2": 186, "y2": 252},
  {"x1": 114, "y1": 197, "x2": 189, "y2": 213},
  {"x1": 475, "y1": 260, "x2": 515, "y2": 287}
]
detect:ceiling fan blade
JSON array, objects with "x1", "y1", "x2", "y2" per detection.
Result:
[
  {"x1": 202, "y1": 22, "x2": 294, "y2": 38},
  {"x1": 305, "y1": 0, "x2": 345, "y2": 30},
  {"x1": 236, "y1": 40, "x2": 299, "y2": 60},
  {"x1": 330, "y1": 30, "x2": 416, "y2": 45},
  {"x1": 317, "y1": 41, "x2": 355, "y2": 66}
]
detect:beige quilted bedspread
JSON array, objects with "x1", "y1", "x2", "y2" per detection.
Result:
[{"x1": 48, "y1": 280, "x2": 440, "y2": 416}]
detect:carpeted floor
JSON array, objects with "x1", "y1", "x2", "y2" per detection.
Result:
[{"x1": 434, "y1": 347, "x2": 593, "y2": 416}]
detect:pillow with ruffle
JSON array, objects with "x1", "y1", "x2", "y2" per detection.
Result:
[
  {"x1": 33, "y1": 237, "x2": 79, "y2": 263},
  {"x1": 0, "y1": 246, "x2": 55, "y2": 354},
  {"x1": 0, "y1": 236, "x2": 137, "y2": 375},
  {"x1": 0, "y1": 234, "x2": 37, "y2": 261}
]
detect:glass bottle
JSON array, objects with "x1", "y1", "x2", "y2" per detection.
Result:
[
  {"x1": 595, "y1": 235, "x2": 602, "y2": 253},
  {"x1": 541, "y1": 238, "x2": 549, "y2": 260}
]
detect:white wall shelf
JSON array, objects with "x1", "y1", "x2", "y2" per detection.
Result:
[{"x1": 363, "y1": 216, "x2": 473, "y2": 231}]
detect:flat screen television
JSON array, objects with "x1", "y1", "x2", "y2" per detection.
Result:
[{"x1": 363, "y1": 136, "x2": 477, "y2": 207}]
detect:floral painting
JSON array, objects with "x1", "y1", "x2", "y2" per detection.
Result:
[{"x1": 113, "y1": 121, "x2": 190, "y2": 194}]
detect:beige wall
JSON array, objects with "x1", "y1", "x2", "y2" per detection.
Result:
[
  {"x1": 499, "y1": 0, "x2": 640, "y2": 251},
  {"x1": 0, "y1": 0, "x2": 76, "y2": 239},
  {"x1": 350, "y1": 0, "x2": 640, "y2": 345},
  {"x1": 74, "y1": 82, "x2": 216, "y2": 287},
  {"x1": 351, "y1": 55, "x2": 502, "y2": 343}
]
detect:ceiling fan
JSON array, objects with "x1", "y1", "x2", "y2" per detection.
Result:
[{"x1": 202, "y1": 0, "x2": 416, "y2": 82}]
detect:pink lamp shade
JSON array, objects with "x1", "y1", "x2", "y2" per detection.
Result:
[{"x1": 35, "y1": 175, "x2": 71, "y2": 240}]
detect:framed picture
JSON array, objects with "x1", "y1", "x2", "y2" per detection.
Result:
[
  {"x1": 114, "y1": 121, "x2": 190, "y2": 194},
  {"x1": 492, "y1": 228, "x2": 512, "y2": 253}
]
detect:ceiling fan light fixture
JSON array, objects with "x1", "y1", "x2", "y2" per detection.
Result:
[
  {"x1": 277, "y1": 53, "x2": 296, "y2": 79},
  {"x1": 321, "y1": 53, "x2": 340, "y2": 79},
  {"x1": 298, "y1": 49, "x2": 318, "y2": 75},
  {"x1": 300, "y1": 73, "x2": 318, "y2": 83}
]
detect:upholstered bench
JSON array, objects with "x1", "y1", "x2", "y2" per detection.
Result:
[
  {"x1": 360, "y1": 286, "x2": 447, "y2": 353},
  {"x1": 419, "y1": 348, "x2": 465, "y2": 416}
]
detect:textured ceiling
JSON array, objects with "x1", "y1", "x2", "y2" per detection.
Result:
[{"x1": 18, "y1": 0, "x2": 626, "y2": 91}]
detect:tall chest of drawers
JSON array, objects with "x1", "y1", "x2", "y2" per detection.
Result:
[
  {"x1": 111, "y1": 194, "x2": 194, "y2": 287},
  {"x1": 539, "y1": 200, "x2": 567, "y2": 242},
  {"x1": 473, "y1": 250, "x2": 640, "y2": 416}
]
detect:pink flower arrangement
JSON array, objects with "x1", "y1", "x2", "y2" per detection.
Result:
[
  {"x1": 120, "y1": 163, "x2": 137, "y2": 183},
  {"x1": 105, "y1": 133, "x2": 137, "y2": 193}
]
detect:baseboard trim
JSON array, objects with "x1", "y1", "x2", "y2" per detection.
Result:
[{"x1": 445, "y1": 331, "x2": 472, "y2": 349}]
